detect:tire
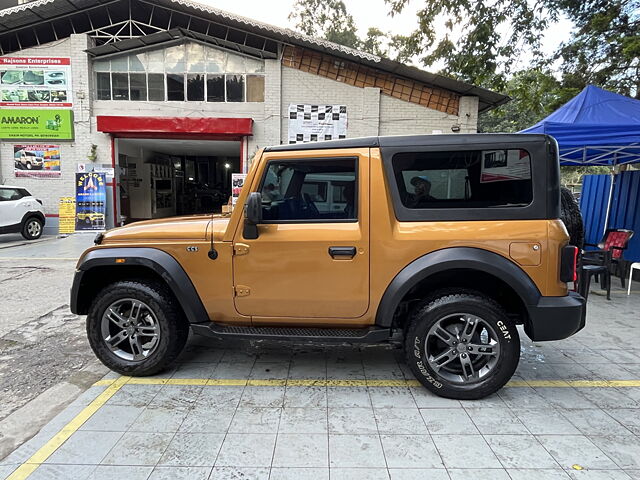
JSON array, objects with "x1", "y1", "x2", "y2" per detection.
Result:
[
  {"x1": 86, "y1": 280, "x2": 189, "y2": 376},
  {"x1": 21, "y1": 217, "x2": 43, "y2": 240},
  {"x1": 25, "y1": 162, "x2": 32, "y2": 170},
  {"x1": 404, "y1": 291, "x2": 520, "y2": 400}
]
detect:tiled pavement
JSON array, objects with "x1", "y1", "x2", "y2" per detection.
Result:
[{"x1": 2, "y1": 286, "x2": 640, "y2": 480}]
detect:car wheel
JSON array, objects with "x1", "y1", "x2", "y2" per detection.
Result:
[
  {"x1": 84, "y1": 217, "x2": 91, "y2": 224},
  {"x1": 86, "y1": 280, "x2": 189, "y2": 376},
  {"x1": 404, "y1": 291, "x2": 520, "y2": 400},
  {"x1": 25, "y1": 162, "x2": 32, "y2": 170},
  {"x1": 21, "y1": 217, "x2": 43, "y2": 240}
]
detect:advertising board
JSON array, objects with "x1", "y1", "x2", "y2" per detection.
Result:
[{"x1": 0, "y1": 57, "x2": 72, "y2": 107}]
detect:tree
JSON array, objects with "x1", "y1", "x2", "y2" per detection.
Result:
[{"x1": 288, "y1": 0, "x2": 362, "y2": 50}]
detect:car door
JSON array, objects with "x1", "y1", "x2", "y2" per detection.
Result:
[
  {"x1": 232, "y1": 150, "x2": 370, "y2": 321},
  {"x1": 0, "y1": 188, "x2": 27, "y2": 228}
]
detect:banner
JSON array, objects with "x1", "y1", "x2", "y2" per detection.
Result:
[
  {"x1": 288, "y1": 104, "x2": 347, "y2": 144},
  {"x1": 231, "y1": 173, "x2": 247, "y2": 206},
  {"x1": 0, "y1": 109, "x2": 74, "y2": 140},
  {"x1": 75, "y1": 172, "x2": 106, "y2": 231},
  {"x1": 0, "y1": 57, "x2": 72, "y2": 107},
  {"x1": 14, "y1": 144, "x2": 61, "y2": 178},
  {"x1": 58, "y1": 197, "x2": 75, "y2": 234}
]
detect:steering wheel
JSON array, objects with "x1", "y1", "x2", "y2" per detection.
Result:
[{"x1": 303, "y1": 193, "x2": 320, "y2": 218}]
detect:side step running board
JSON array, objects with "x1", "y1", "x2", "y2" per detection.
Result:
[{"x1": 191, "y1": 323, "x2": 392, "y2": 343}]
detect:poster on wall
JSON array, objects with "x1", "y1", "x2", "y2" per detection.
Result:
[
  {"x1": 231, "y1": 173, "x2": 247, "y2": 207},
  {"x1": 58, "y1": 197, "x2": 76, "y2": 234},
  {"x1": 0, "y1": 109, "x2": 74, "y2": 140},
  {"x1": 75, "y1": 172, "x2": 106, "y2": 231},
  {"x1": 14, "y1": 144, "x2": 61, "y2": 178},
  {"x1": 288, "y1": 104, "x2": 347, "y2": 144},
  {"x1": 480, "y1": 149, "x2": 532, "y2": 183},
  {"x1": 0, "y1": 57, "x2": 72, "y2": 107}
]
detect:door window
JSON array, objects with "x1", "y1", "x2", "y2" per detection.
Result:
[
  {"x1": 259, "y1": 158, "x2": 357, "y2": 222},
  {"x1": 0, "y1": 188, "x2": 22, "y2": 201}
]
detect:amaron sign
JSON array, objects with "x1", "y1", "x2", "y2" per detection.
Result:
[{"x1": 0, "y1": 109, "x2": 74, "y2": 140}]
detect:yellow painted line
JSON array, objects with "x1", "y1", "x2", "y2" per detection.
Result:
[
  {"x1": 6, "y1": 376, "x2": 130, "y2": 480},
  {"x1": 92, "y1": 377, "x2": 640, "y2": 388}
]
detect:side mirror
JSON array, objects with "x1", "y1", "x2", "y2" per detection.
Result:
[{"x1": 243, "y1": 192, "x2": 262, "y2": 239}]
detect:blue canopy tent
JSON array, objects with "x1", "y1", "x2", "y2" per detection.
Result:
[{"x1": 520, "y1": 86, "x2": 640, "y2": 262}]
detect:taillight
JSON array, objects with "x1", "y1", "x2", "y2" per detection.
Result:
[{"x1": 560, "y1": 245, "x2": 579, "y2": 283}]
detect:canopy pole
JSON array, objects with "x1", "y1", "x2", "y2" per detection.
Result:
[{"x1": 602, "y1": 152, "x2": 618, "y2": 237}]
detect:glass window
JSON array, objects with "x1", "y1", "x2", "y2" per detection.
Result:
[
  {"x1": 110, "y1": 57, "x2": 128, "y2": 72},
  {"x1": 392, "y1": 149, "x2": 532, "y2": 209},
  {"x1": 111, "y1": 73, "x2": 129, "y2": 100},
  {"x1": 186, "y1": 73, "x2": 204, "y2": 101},
  {"x1": 148, "y1": 73, "x2": 165, "y2": 101},
  {"x1": 260, "y1": 159, "x2": 357, "y2": 222},
  {"x1": 205, "y1": 47, "x2": 226, "y2": 73},
  {"x1": 165, "y1": 45, "x2": 185, "y2": 73},
  {"x1": 225, "y1": 53, "x2": 245, "y2": 73},
  {"x1": 147, "y1": 50, "x2": 164, "y2": 73},
  {"x1": 93, "y1": 60, "x2": 110, "y2": 72},
  {"x1": 167, "y1": 73, "x2": 184, "y2": 101},
  {"x1": 129, "y1": 73, "x2": 147, "y2": 100},
  {"x1": 206, "y1": 74, "x2": 224, "y2": 102},
  {"x1": 96, "y1": 72, "x2": 111, "y2": 100},
  {"x1": 244, "y1": 56, "x2": 265, "y2": 73},
  {"x1": 128, "y1": 54, "x2": 145, "y2": 72},
  {"x1": 0, "y1": 188, "x2": 21, "y2": 201},
  {"x1": 186, "y1": 43, "x2": 205, "y2": 72},
  {"x1": 246, "y1": 75, "x2": 264, "y2": 102},
  {"x1": 226, "y1": 74, "x2": 244, "y2": 102}
]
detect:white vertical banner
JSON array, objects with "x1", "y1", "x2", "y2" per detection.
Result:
[{"x1": 288, "y1": 104, "x2": 347, "y2": 144}]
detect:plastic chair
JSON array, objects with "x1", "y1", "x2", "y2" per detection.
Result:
[
  {"x1": 628, "y1": 262, "x2": 640, "y2": 295},
  {"x1": 583, "y1": 229, "x2": 634, "y2": 287}
]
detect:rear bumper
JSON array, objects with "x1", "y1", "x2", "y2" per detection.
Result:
[{"x1": 525, "y1": 291, "x2": 586, "y2": 341}]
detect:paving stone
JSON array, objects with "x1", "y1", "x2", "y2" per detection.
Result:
[
  {"x1": 149, "y1": 385, "x2": 203, "y2": 408},
  {"x1": 209, "y1": 466, "x2": 270, "y2": 479},
  {"x1": 328, "y1": 408, "x2": 378, "y2": 434},
  {"x1": 288, "y1": 362, "x2": 327, "y2": 380},
  {"x1": 567, "y1": 470, "x2": 637, "y2": 479},
  {"x1": 249, "y1": 362, "x2": 290, "y2": 380},
  {"x1": 106, "y1": 384, "x2": 162, "y2": 407},
  {"x1": 328, "y1": 434, "x2": 386, "y2": 468},
  {"x1": 211, "y1": 362, "x2": 255, "y2": 380},
  {"x1": 498, "y1": 386, "x2": 550, "y2": 409},
  {"x1": 484, "y1": 434, "x2": 559, "y2": 469},
  {"x1": 538, "y1": 435, "x2": 618, "y2": 470},
  {"x1": 534, "y1": 388, "x2": 598, "y2": 409},
  {"x1": 86, "y1": 465, "x2": 154, "y2": 480},
  {"x1": 561, "y1": 409, "x2": 634, "y2": 436},
  {"x1": 506, "y1": 468, "x2": 572, "y2": 479},
  {"x1": 157, "y1": 433, "x2": 224, "y2": 467},
  {"x1": 148, "y1": 466, "x2": 212, "y2": 479},
  {"x1": 368, "y1": 387, "x2": 417, "y2": 409},
  {"x1": 28, "y1": 464, "x2": 95, "y2": 480},
  {"x1": 179, "y1": 407, "x2": 236, "y2": 433},
  {"x1": 283, "y1": 386, "x2": 327, "y2": 408},
  {"x1": 579, "y1": 389, "x2": 640, "y2": 410},
  {"x1": 228, "y1": 407, "x2": 281, "y2": 434},
  {"x1": 409, "y1": 388, "x2": 463, "y2": 409},
  {"x1": 588, "y1": 436, "x2": 640, "y2": 469},
  {"x1": 79, "y1": 405, "x2": 144, "y2": 432},
  {"x1": 330, "y1": 468, "x2": 390, "y2": 479},
  {"x1": 448, "y1": 469, "x2": 510, "y2": 479},
  {"x1": 272, "y1": 433, "x2": 328, "y2": 467},
  {"x1": 215, "y1": 434, "x2": 277, "y2": 467},
  {"x1": 388, "y1": 469, "x2": 450, "y2": 480},
  {"x1": 171, "y1": 363, "x2": 217, "y2": 379},
  {"x1": 420, "y1": 408, "x2": 478, "y2": 435},
  {"x1": 129, "y1": 405, "x2": 190, "y2": 433},
  {"x1": 514, "y1": 408, "x2": 581, "y2": 435},
  {"x1": 432, "y1": 434, "x2": 501, "y2": 469},
  {"x1": 239, "y1": 386, "x2": 285, "y2": 408},
  {"x1": 45, "y1": 430, "x2": 122, "y2": 465},
  {"x1": 374, "y1": 408, "x2": 428, "y2": 434},
  {"x1": 101, "y1": 432, "x2": 174, "y2": 466},
  {"x1": 269, "y1": 467, "x2": 330, "y2": 480},
  {"x1": 67, "y1": 386, "x2": 109, "y2": 409},
  {"x1": 278, "y1": 408, "x2": 327, "y2": 433},
  {"x1": 464, "y1": 407, "x2": 528, "y2": 434},
  {"x1": 195, "y1": 387, "x2": 243, "y2": 408},
  {"x1": 380, "y1": 434, "x2": 443, "y2": 469},
  {"x1": 327, "y1": 387, "x2": 371, "y2": 408}
]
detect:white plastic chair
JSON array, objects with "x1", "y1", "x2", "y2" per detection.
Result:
[{"x1": 628, "y1": 262, "x2": 640, "y2": 295}]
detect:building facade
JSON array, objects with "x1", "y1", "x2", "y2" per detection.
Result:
[{"x1": 0, "y1": 0, "x2": 507, "y2": 231}]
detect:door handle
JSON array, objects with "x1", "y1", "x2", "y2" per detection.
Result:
[{"x1": 328, "y1": 246, "x2": 357, "y2": 259}]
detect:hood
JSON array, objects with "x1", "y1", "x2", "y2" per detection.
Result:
[{"x1": 102, "y1": 214, "x2": 230, "y2": 242}]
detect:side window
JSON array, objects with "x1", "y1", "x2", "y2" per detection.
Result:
[
  {"x1": 393, "y1": 149, "x2": 532, "y2": 209},
  {"x1": 260, "y1": 158, "x2": 357, "y2": 222},
  {"x1": 0, "y1": 188, "x2": 21, "y2": 201}
]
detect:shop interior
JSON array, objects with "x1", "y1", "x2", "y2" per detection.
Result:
[{"x1": 116, "y1": 138, "x2": 241, "y2": 223}]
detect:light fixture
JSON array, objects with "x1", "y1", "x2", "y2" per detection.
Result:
[
  {"x1": 451, "y1": 124, "x2": 461, "y2": 133},
  {"x1": 224, "y1": 163, "x2": 231, "y2": 169}
]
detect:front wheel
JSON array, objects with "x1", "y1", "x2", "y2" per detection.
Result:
[
  {"x1": 86, "y1": 280, "x2": 189, "y2": 376},
  {"x1": 404, "y1": 291, "x2": 520, "y2": 400},
  {"x1": 21, "y1": 217, "x2": 43, "y2": 240}
]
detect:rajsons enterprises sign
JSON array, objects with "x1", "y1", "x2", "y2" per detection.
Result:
[{"x1": 0, "y1": 109, "x2": 74, "y2": 140}]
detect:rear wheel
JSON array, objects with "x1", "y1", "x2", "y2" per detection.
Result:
[
  {"x1": 21, "y1": 217, "x2": 43, "y2": 240},
  {"x1": 404, "y1": 291, "x2": 520, "y2": 400},
  {"x1": 86, "y1": 280, "x2": 189, "y2": 376}
]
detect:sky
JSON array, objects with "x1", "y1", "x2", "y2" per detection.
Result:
[{"x1": 200, "y1": 0, "x2": 573, "y2": 71}]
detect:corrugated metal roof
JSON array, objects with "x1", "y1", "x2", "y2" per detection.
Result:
[{"x1": 0, "y1": 0, "x2": 509, "y2": 111}]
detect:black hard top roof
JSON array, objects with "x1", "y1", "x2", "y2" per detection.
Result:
[{"x1": 264, "y1": 134, "x2": 552, "y2": 152}]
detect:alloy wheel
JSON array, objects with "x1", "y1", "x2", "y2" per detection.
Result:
[{"x1": 26, "y1": 220, "x2": 41, "y2": 237}]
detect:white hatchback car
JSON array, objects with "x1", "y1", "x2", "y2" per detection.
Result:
[{"x1": 0, "y1": 186, "x2": 46, "y2": 240}]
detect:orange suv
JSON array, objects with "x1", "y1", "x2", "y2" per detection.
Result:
[{"x1": 71, "y1": 134, "x2": 585, "y2": 399}]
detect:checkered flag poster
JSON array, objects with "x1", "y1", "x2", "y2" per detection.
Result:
[{"x1": 288, "y1": 104, "x2": 348, "y2": 144}]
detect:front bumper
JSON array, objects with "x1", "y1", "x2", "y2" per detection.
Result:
[{"x1": 525, "y1": 291, "x2": 586, "y2": 341}]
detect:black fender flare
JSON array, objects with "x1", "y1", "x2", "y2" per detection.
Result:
[
  {"x1": 375, "y1": 247, "x2": 541, "y2": 328},
  {"x1": 21, "y1": 211, "x2": 45, "y2": 227},
  {"x1": 70, "y1": 247, "x2": 209, "y2": 324}
]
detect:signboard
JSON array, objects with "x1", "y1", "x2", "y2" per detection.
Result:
[
  {"x1": 75, "y1": 172, "x2": 106, "y2": 231},
  {"x1": 14, "y1": 144, "x2": 61, "y2": 178},
  {"x1": 0, "y1": 109, "x2": 74, "y2": 140},
  {"x1": 480, "y1": 149, "x2": 532, "y2": 183},
  {"x1": 0, "y1": 57, "x2": 72, "y2": 107},
  {"x1": 231, "y1": 173, "x2": 247, "y2": 207},
  {"x1": 58, "y1": 196, "x2": 75, "y2": 234},
  {"x1": 288, "y1": 104, "x2": 347, "y2": 144},
  {"x1": 78, "y1": 163, "x2": 115, "y2": 181}
]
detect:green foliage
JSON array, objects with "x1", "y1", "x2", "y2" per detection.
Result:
[{"x1": 288, "y1": 0, "x2": 362, "y2": 50}]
